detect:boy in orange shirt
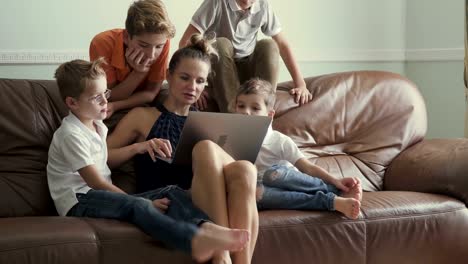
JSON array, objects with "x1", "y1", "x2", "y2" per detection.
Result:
[{"x1": 89, "y1": 0, "x2": 174, "y2": 129}]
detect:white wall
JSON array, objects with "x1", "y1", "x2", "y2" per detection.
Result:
[
  {"x1": 405, "y1": 0, "x2": 464, "y2": 138},
  {"x1": 0, "y1": 0, "x2": 464, "y2": 138},
  {"x1": 0, "y1": 0, "x2": 407, "y2": 79}
]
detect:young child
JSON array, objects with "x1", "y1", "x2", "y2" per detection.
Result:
[
  {"x1": 179, "y1": 0, "x2": 312, "y2": 112},
  {"x1": 89, "y1": 0, "x2": 174, "y2": 129},
  {"x1": 47, "y1": 58, "x2": 250, "y2": 262},
  {"x1": 234, "y1": 78, "x2": 362, "y2": 219}
]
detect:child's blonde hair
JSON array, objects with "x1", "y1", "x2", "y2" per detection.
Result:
[
  {"x1": 126, "y1": 0, "x2": 175, "y2": 38},
  {"x1": 54, "y1": 58, "x2": 106, "y2": 101},
  {"x1": 236, "y1": 78, "x2": 276, "y2": 110}
]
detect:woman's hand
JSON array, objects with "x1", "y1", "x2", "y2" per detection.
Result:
[{"x1": 136, "y1": 138, "x2": 172, "y2": 162}]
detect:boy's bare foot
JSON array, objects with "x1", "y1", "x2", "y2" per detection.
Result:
[
  {"x1": 342, "y1": 178, "x2": 362, "y2": 201},
  {"x1": 191, "y1": 222, "x2": 249, "y2": 263},
  {"x1": 334, "y1": 197, "x2": 361, "y2": 219}
]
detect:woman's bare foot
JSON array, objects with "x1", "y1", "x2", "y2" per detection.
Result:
[
  {"x1": 191, "y1": 222, "x2": 249, "y2": 263},
  {"x1": 334, "y1": 197, "x2": 361, "y2": 219},
  {"x1": 342, "y1": 178, "x2": 362, "y2": 201},
  {"x1": 212, "y1": 251, "x2": 232, "y2": 264}
]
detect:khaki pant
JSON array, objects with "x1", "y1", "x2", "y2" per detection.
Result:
[{"x1": 208, "y1": 37, "x2": 279, "y2": 112}]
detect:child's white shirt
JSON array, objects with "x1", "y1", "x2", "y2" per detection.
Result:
[
  {"x1": 47, "y1": 112, "x2": 111, "y2": 216},
  {"x1": 255, "y1": 126, "x2": 306, "y2": 179}
]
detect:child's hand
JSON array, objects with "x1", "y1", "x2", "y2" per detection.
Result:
[
  {"x1": 195, "y1": 90, "x2": 210, "y2": 110},
  {"x1": 152, "y1": 198, "x2": 170, "y2": 213},
  {"x1": 289, "y1": 86, "x2": 312, "y2": 105},
  {"x1": 125, "y1": 47, "x2": 152, "y2": 73},
  {"x1": 137, "y1": 138, "x2": 172, "y2": 162},
  {"x1": 335, "y1": 177, "x2": 359, "y2": 192}
]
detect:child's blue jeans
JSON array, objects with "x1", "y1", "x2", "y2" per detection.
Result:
[
  {"x1": 257, "y1": 165, "x2": 340, "y2": 211},
  {"x1": 67, "y1": 185, "x2": 209, "y2": 253}
]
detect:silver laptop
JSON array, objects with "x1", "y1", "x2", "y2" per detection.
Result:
[{"x1": 158, "y1": 112, "x2": 271, "y2": 165}]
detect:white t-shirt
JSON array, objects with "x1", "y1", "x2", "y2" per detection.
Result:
[
  {"x1": 191, "y1": 0, "x2": 282, "y2": 58},
  {"x1": 47, "y1": 113, "x2": 112, "y2": 216},
  {"x1": 255, "y1": 126, "x2": 306, "y2": 178}
]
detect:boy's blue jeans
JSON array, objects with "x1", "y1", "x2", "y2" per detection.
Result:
[
  {"x1": 257, "y1": 165, "x2": 341, "y2": 211},
  {"x1": 67, "y1": 185, "x2": 209, "y2": 253}
]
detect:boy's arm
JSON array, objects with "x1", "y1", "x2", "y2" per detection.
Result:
[
  {"x1": 108, "y1": 81, "x2": 162, "y2": 116},
  {"x1": 90, "y1": 35, "x2": 148, "y2": 100},
  {"x1": 295, "y1": 158, "x2": 339, "y2": 186},
  {"x1": 295, "y1": 158, "x2": 357, "y2": 192},
  {"x1": 272, "y1": 32, "x2": 312, "y2": 105},
  {"x1": 179, "y1": 25, "x2": 201, "y2": 48},
  {"x1": 78, "y1": 165, "x2": 126, "y2": 194},
  {"x1": 107, "y1": 71, "x2": 148, "y2": 100}
]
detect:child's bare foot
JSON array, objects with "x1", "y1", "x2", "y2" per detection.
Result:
[
  {"x1": 191, "y1": 222, "x2": 249, "y2": 263},
  {"x1": 334, "y1": 197, "x2": 361, "y2": 219},
  {"x1": 342, "y1": 178, "x2": 362, "y2": 201}
]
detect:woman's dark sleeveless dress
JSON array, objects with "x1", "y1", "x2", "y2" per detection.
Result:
[{"x1": 135, "y1": 103, "x2": 194, "y2": 193}]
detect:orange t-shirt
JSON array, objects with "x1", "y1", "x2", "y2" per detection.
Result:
[{"x1": 89, "y1": 29, "x2": 170, "y2": 89}]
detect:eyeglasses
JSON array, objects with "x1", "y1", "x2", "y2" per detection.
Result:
[{"x1": 88, "y1": 89, "x2": 111, "y2": 105}]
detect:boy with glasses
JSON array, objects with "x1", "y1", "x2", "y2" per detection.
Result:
[{"x1": 47, "y1": 58, "x2": 250, "y2": 262}]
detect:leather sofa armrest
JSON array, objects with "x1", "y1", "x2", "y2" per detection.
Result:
[{"x1": 384, "y1": 138, "x2": 468, "y2": 204}]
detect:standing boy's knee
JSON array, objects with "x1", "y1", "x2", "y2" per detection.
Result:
[
  {"x1": 215, "y1": 37, "x2": 235, "y2": 57},
  {"x1": 255, "y1": 39, "x2": 279, "y2": 57}
]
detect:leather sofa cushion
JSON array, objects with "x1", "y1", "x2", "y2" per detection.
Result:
[{"x1": 274, "y1": 71, "x2": 427, "y2": 191}]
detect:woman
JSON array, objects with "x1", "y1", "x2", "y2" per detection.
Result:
[{"x1": 107, "y1": 34, "x2": 258, "y2": 264}]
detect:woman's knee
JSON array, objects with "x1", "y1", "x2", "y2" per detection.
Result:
[
  {"x1": 192, "y1": 139, "x2": 218, "y2": 157},
  {"x1": 226, "y1": 160, "x2": 257, "y2": 191}
]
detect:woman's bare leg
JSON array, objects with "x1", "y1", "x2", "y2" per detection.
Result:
[
  {"x1": 191, "y1": 140, "x2": 258, "y2": 264},
  {"x1": 223, "y1": 160, "x2": 259, "y2": 264}
]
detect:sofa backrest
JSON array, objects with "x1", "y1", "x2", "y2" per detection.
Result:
[
  {"x1": 274, "y1": 71, "x2": 427, "y2": 191},
  {"x1": 0, "y1": 79, "x2": 67, "y2": 217},
  {"x1": 0, "y1": 71, "x2": 426, "y2": 217}
]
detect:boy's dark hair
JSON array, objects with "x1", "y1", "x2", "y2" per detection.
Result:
[
  {"x1": 126, "y1": 0, "x2": 175, "y2": 38},
  {"x1": 54, "y1": 58, "x2": 106, "y2": 101},
  {"x1": 236, "y1": 78, "x2": 276, "y2": 110}
]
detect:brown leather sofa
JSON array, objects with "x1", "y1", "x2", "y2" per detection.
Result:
[{"x1": 1, "y1": 71, "x2": 467, "y2": 264}]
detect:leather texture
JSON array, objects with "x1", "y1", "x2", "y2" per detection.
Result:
[{"x1": 1, "y1": 72, "x2": 467, "y2": 264}]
